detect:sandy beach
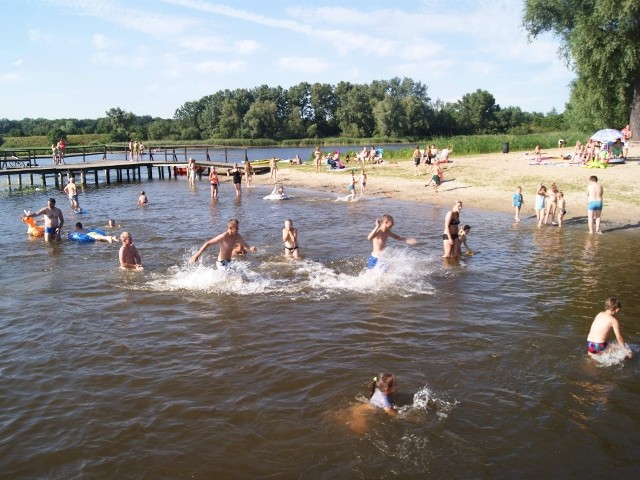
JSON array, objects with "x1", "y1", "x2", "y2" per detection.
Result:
[{"x1": 266, "y1": 143, "x2": 640, "y2": 231}]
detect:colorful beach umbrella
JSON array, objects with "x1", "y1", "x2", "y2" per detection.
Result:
[{"x1": 590, "y1": 128, "x2": 623, "y2": 143}]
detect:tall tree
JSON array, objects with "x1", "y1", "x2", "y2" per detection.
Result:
[{"x1": 523, "y1": 0, "x2": 640, "y2": 136}]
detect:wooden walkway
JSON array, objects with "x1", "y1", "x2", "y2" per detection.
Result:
[{"x1": 0, "y1": 159, "x2": 270, "y2": 189}]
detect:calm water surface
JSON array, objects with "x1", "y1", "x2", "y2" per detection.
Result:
[{"x1": 1, "y1": 173, "x2": 639, "y2": 479}]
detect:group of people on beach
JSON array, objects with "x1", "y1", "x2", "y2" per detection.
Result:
[
  {"x1": 51, "y1": 139, "x2": 66, "y2": 165},
  {"x1": 516, "y1": 175, "x2": 603, "y2": 234}
]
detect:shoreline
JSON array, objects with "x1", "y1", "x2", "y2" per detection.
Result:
[{"x1": 262, "y1": 143, "x2": 640, "y2": 232}]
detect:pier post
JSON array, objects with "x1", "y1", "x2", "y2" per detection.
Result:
[
  {"x1": 80, "y1": 172, "x2": 86, "y2": 185},
  {"x1": 147, "y1": 165, "x2": 153, "y2": 179},
  {"x1": 30, "y1": 173, "x2": 34, "y2": 186},
  {"x1": 41, "y1": 173, "x2": 46, "y2": 187},
  {"x1": 94, "y1": 170, "x2": 98, "y2": 185},
  {"x1": 18, "y1": 174, "x2": 22, "y2": 188},
  {"x1": 106, "y1": 169, "x2": 111, "y2": 185}
]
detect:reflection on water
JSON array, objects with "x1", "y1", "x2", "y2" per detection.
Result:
[{"x1": 1, "y1": 179, "x2": 640, "y2": 478}]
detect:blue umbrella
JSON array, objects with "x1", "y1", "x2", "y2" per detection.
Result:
[{"x1": 590, "y1": 128, "x2": 623, "y2": 143}]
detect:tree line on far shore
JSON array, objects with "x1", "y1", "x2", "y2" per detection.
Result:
[{"x1": 0, "y1": 78, "x2": 564, "y2": 148}]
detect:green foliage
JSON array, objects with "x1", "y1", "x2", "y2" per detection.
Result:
[
  {"x1": 0, "y1": 135, "x2": 3, "y2": 147},
  {"x1": 47, "y1": 128, "x2": 67, "y2": 146},
  {"x1": 523, "y1": 0, "x2": 640, "y2": 133}
]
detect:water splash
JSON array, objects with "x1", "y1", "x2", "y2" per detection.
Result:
[{"x1": 590, "y1": 342, "x2": 636, "y2": 368}]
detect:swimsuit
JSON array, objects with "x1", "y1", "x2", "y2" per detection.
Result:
[
  {"x1": 588, "y1": 200, "x2": 603, "y2": 211},
  {"x1": 443, "y1": 233, "x2": 459, "y2": 240},
  {"x1": 367, "y1": 255, "x2": 378, "y2": 269},
  {"x1": 45, "y1": 226, "x2": 58, "y2": 235},
  {"x1": 587, "y1": 341, "x2": 607, "y2": 354},
  {"x1": 348, "y1": 185, "x2": 354, "y2": 191},
  {"x1": 450, "y1": 216, "x2": 460, "y2": 226},
  {"x1": 284, "y1": 244, "x2": 298, "y2": 253},
  {"x1": 217, "y1": 259, "x2": 231, "y2": 268},
  {"x1": 535, "y1": 194, "x2": 545, "y2": 211},
  {"x1": 513, "y1": 193, "x2": 523, "y2": 207},
  {"x1": 432, "y1": 175, "x2": 441, "y2": 185},
  {"x1": 232, "y1": 171, "x2": 242, "y2": 184},
  {"x1": 369, "y1": 389, "x2": 392, "y2": 409}
]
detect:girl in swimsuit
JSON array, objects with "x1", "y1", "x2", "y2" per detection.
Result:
[
  {"x1": 443, "y1": 200, "x2": 462, "y2": 258},
  {"x1": 282, "y1": 219, "x2": 299, "y2": 259},
  {"x1": 209, "y1": 167, "x2": 219, "y2": 198},
  {"x1": 544, "y1": 182, "x2": 559, "y2": 225},
  {"x1": 535, "y1": 184, "x2": 546, "y2": 228}
]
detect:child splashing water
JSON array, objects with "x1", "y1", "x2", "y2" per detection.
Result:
[{"x1": 369, "y1": 372, "x2": 398, "y2": 416}]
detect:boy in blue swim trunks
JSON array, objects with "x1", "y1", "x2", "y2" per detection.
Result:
[
  {"x1": 366, "y1": 214, "x2": 416, "y2": 269},
  {"x1": 587, "y1": 175, "x2": 603, "y2": 234},
  {"x1": 586, "y1": 297, "x2": 632, "y2": 359},
  {"x1": 189, "y1": 218, "x2": 257, "y2": 268}
]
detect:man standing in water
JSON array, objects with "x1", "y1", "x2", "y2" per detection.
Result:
[
  {"x1": 587, "y1": 175, "x2": 603, "y2": 234},
  {"x1": 23, "y1": 198, "x2": 64, "y2": 242},
  {"x1": 189, "y1": 219, "x2": 257, "y2": 268},
  {"x1": 63, "y1": 176, "x2": 80, "y2": 210}
]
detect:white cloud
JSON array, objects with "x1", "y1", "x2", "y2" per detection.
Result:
[
  {"x1": 235, "y1": 39, "x2": 262, "y2": 55},
  {"x1": 276, "y1": 57, "x2": 332, "y2": 74},
  {"x1": 28, "y1": 29, "x2": 54, "y2": 43},
  {"x1": 0, "y1": 73, "x2": 24, "y2": 83},
  {"x1": 195, "y1": 59, "x2": 246, "y2": 74},
  {"x1": 13, "y1": 59, "x2": 24, "y2": 66}
]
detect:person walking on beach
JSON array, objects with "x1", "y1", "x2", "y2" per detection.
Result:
[
  {"x1": 513, "y1": 186, "x2": 524, "y2": 222},
  {"x1": 621, "y1": 124, "x2": 632, "y2": 159},
  {"x1": 413, "y1": 145, "x2": 422, "y2": 175},
  {"x1": 367, "y1": 214, "x2": 416, "y2": 269},
  {"x1": 359, "y1": 169, "x2": 367, "y2": 196},
  {"x1": 23, "y1": 198, "x2": 64, "y2": 242},
  {"x1": 587, "y1": 175, "x2": 603, "y2": 234},
  {"x1": 586, "y1": 297, "x2": 632, "y2": 359},
  {"x1": 209, "y1": 167, "x2": 219, "y2": 198},
  {"x1": 282, "y1": 219, "x2": 299, "y2": 259},
  {"x1": 232, "y1": 163, "x2": 242, "y2": 197},
  {"x1": 429, "y1": 162, "x2": 442, "y2": 192},
  {"x1": 443, "y1": 201, "x2": 462, "y2": 258},
  {"x1": 314, "y1": 147, "x2": 322, "y2": 173},
  {"x1": 63, "y1": 177, "x2": 80, "y2": 210},
  {"x1": 189, "y1": 219, "x2": 257, "y2": 268},
  {"x1": 269, "y1": 157, "x2": 278, "y2": 183},
  {"x1": 119, "y1": 232, "x2": 143, "y2": 270}
]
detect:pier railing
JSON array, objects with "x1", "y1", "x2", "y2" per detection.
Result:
[{"x1": 0, "y1": 144, "x2": 251, "y2": 170}]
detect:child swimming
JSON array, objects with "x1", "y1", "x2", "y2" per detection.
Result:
[{"x1": 369, "y1": 372, "x2": 398, "y2": 416}]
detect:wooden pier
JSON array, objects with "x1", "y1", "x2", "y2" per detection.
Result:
[{"x1": 0, "y1": 144, "x2": 271, "y2": 189}]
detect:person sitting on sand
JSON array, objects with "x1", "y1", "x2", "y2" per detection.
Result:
[
  {"x1": 189, "y1": 219, "x2": 257, "y2": 268},
  {"x1": 74, "y1": 222, "x2": 118, "y2": 243},
  {"x1": 586, "y1": 297, "x2": 632, "y2": 359}
]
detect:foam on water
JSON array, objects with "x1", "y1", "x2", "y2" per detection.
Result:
[
  {"x1": 590, "y1": 342, "x2": 637, "y2": 368},
  {"x1": 140, "y1": 246, "x2": 436, "y2": 299}
]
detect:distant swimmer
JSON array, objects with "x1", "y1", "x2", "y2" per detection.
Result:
[
  {"x1": 22, "y1": 197, "x2": 64, "y2": 242},
  {"x1": 282, "y1": 219, "x2": 299, "y2": 259},
  {"x1": 209, "y1": 167, "x2": 219, "y2": 199},
  {"x1": 367, "y1": 214, "x2": 416, "y2": 269},
  {"x1": 119, "y1": 232, "x2": 143, "y2": 270},
  {"x1": 189, "y1": 219, "x2": 257, "y2": 268},
  {"x1": 459, "y1": 224, "x2": 473, "y2": 255},
  {"x1": 138, "y1": 191, "x2": 148, "y2": 206},
  {"x1": 586, "y1": 296, "x2": 632, "y2": 359}
]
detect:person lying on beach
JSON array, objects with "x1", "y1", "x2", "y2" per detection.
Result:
[
  {"x1": 119, "y1": 232, "x2": 143, "y2": 270},
  {"x1": 189, "y1": 219, "x2": 257, "y2": 268},
  {"x1": 586, "y1": 297, "x2": 632, "y2": 359},
  {"x1": 367, "y1": 214, "x2": 416, "y2": 269}
]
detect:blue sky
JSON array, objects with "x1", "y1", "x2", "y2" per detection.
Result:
[{"x1": 1, "y1": 0, "x2": 574, "y2": 120}]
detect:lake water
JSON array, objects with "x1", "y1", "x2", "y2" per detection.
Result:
[{"x1": 1, "y1": 172, "x2": 640, "y2": 479}]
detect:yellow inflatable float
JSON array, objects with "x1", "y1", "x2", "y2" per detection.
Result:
[{"x1": 22, "y1": 213, "x2": 45, "y2": 237}]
